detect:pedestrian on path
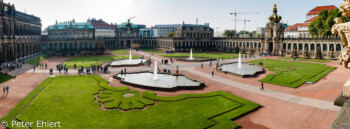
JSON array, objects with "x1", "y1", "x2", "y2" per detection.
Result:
[
  {"x1": 201, "y1": 63, "x2": 203, "y2": 68},
  {"x1": 2, "y1": 86, "x2": 5, "y2": 95},
  {"x1": 33, "y1": 66, "x2": 36, "y2": 72},
  {"x1": 209, "y1": 61, "x2": 212, "y2": 68},
  {"x1": 212, "y1": 71, "x2": 214, "y2": 78},
  {"x1": 6, "y1": 86, "x2": 9, "y2": 94},
  {"x1": 260, "y1": 82, "x2": 264, "y2": 91}
]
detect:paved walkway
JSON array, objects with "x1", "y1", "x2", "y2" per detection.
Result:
[{"x1": 184, "y1": 68, "x2": 341, "y2": 112}]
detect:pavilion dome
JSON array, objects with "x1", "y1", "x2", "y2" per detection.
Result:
[
  {"x1": 268, "y1": 4, "x2": 282, "y2": 23},
  {"x1": 117, "y1": 22, "x2": 138, "y2": 29}
]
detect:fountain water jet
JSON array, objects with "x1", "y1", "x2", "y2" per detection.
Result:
[
  {"x1": 189, "y1": 49, "x2": 193, "y2": 60},
  {"x1": 129, "y1": 50, "x2": 132, "y2": 63},
  {"x1": 238, "y1": 52, "x2": 242, "y2": 69},
  {"x1": 153, "y1": 61, "x2": 158, "y2": 80}
]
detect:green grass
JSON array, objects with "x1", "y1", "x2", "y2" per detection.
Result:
[
  {"x1": 278, "y1": 57, "x2": 331, "y2": 63},
  {"x1": 63, "y1": 55, "x2": 140, "y2": 68},
  {"x1": 140, "y1": 49, "x2": 164, "y2": 53},
  {"x1": 25, "y1": 54, "x2": 50, "y2": 66},
  {"x1": 247, "y1": 59, "x2": 336, "y2": 88},
  {"x1": 111, "y1": 49, "x2": 130, "y2": 54},
  {"x1": 1, "y1": 75, "x2": 260, "y2": 129},
  {"x1": 161, "y1": 52, "x2": 242, "y2": 59},
  {"x1": 0, "y1": 73, "x2": 13, "y2": 83}
]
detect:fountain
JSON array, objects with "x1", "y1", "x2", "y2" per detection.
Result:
[
  {"x1": 109, "y1": 50, "x2": 147, "y2": 67},
  {"x1": 175, "y1": 49, "x2": 214, "y2": 62},
  {"x1": 129, "y1": 50, "x2": 132, "y2": 63},
  {"x1": 219, "y1": 53, "x2": 263, "y2": 77},
  {"x1": 152, "y1": 62, "x2": 158, "y2": 80},
  {"x1": 238, "y1": 52, "x2": 242, "y2": 69},
  {"x1": 114, "y1": 62, "x2": 205, "y2": 91},
  {"x1": 189, "y1": 49, "x2": 193, "y2": 60}
]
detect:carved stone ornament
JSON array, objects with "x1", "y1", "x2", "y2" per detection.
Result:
[{"x1": 332, "y1": 0, "x2": 350, "y2": 68}]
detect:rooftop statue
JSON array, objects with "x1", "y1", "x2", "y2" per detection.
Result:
[{"x1": 332, "y1": 0, "x2": 350, "y2": 68}]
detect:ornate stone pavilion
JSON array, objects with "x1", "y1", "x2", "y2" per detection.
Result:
[{"x1": 0, "y1": 0, "x2": 42, "y2": 64}]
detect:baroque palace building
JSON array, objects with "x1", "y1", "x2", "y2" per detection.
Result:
[
  {"x1": 0, "y1": 1, "x2": 41, "y2": 64},
  {"x1": 40, "y1": 4, "x2": 344, "y2": 60},
  {"x1": 135, "y1": 4, "x2": 343, "y2": 60},
  {"x1": 43, "y1": 19, "x2": 105, "y2": 56}
]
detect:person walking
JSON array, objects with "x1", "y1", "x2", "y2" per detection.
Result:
[
  {"x1": 124, "y1": 68, "x2": 127, "y2": 73},
  {"x1": 201, "y1": 63, "x2": 203, "y2": 68},
  {"x1": 2, "y1": 86, "x2": 5, "y2": 95},
  {"x1": 209, "y1": 61, "x2": 212, "y2": 68},
  {"x1": 260, "y1": 82, "x2": 264, "y2": 91},
  {"x1": 6, "y1": 86, "x2": 9, "y2": 94},
  {"x1": 212, "y1": 71, "x2": 214, "y2": 78},
  {"x1": 33, "y1": 66, "x2": 36, "y2": 72}
]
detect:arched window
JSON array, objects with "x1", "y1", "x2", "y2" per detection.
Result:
[
  {"x1": 311, "y1": 44, "x2": 315, "y2": 50},
  {"x1": 288, "y1": 43, "x2": 291, "y2": 50},
  {"x1": 299, "y1": 44, "x2": 303, "y2": 50},
  {"x1": 283, "y1": 43, "x2": 286, "y2": 50},
  {"x1": 323, "y1": 44, "x2": 328, "y2": 51},
  {"x1": 336, "y1": 44, "x2": 342, "y2": 51}
]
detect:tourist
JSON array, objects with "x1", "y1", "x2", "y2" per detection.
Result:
[
  {"x1": 209, "y1": 61, "x2": 212, "y2": 68},
  {"x1": 2, "y1": 86, "x2": 5, "y2": 95},
  {"x1": 294, "y1": 57, "x2": 296, "y2": 61},
  {"x1": 212, "y1": 71, "x2": 214, "y2": 78},
  {"x1": 161, "y1": 59, "x2": 163, "y2": 64},
  {"x1": 124, "y1": 68, "x2": 127, "y2": 73},
  {"x1": 6, "y1": 86, "x2": 9, "y2": 94},
  {"x1": 74, "y1": 64, "x2": 76, "y2": 69},
  {"x1": 45, "y1": 64, "x2": 47, "y2": 69},
  {"x1": 33, "y1": 66, "x2": 36, "y2": 72},
  {"x1": 201, "y1": 63, "x2": 203, "y2": 68},
  {"x1": 66, "y1": 68, "x2": 68, "y2": 74},
  {"x1": 260, "y1": 82, "x2": 264, "y2": 91}
]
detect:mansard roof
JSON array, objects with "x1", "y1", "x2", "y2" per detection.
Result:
[{"x1": 48, "y1": 22, "x2": 94, "y2": 30}]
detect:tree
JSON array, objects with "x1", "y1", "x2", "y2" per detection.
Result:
[
  {"x1": 248, "y1": 33, "x2": 253, "y2": 38},
  {"x1": 168, "y1": 32, "x2": 174, "y2": 37},
  {"x1": 309, "y1": 9, "x2": 350, "y2": 37},
  {"x1": 223, "y1": 30, "x2": 236, "y2": 38}
]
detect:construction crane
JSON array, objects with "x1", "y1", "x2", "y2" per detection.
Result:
[
  {"x1": 127, "y1": 16, "x2": 136, "y2": 23},
  {"x1": 229, "y1": 11, "x2": 258, "y2": 31},
  {"x1": 235, "y1": 19, "x2": 251, "y2": 38}
]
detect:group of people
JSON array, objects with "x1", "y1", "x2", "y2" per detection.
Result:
[
  {"x1": 56, "y1": 64, "x2": 68, "y2": 74},
  {"x1": 38, "y1": 63, "x2": 48, "y2": 69},
  {"x1": 2, "y1": 86, "x2": 9, "y2": 95},
  {"x1": 0, "y1": 61, "x2": 24, "y2": 72}
]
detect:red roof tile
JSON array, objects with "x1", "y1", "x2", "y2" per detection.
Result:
[
  {"x1": 305, "y1": 16, "x2": 318, "y2": 22},
  {"x1": 307, "y1": 5, "x2": 338, "y2": 16},
  {"x1": 285, "y1": 23, "x2": 310, "y2": 31}
]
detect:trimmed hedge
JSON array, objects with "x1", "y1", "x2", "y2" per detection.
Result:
[{"x1": 63, "y1": 55, "x2": 140, "y2": 68}]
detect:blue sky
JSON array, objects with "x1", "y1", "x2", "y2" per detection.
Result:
[{"x1": 11, "y1": 0, "x2": 344, "y2": 32}]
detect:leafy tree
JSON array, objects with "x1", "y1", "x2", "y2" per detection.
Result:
[
  {"x1": 248, "y1": 33, "x2": 253, "y2": 38},
  {"x1": 168, "y1": 32, "x2": 174, "y2": 37},
  {"x1": 309, "y1": 9, "x2": 350, "y2": 37},
  {"x1": 223, "y1": 30, "x2": 236, "y2": 38}
]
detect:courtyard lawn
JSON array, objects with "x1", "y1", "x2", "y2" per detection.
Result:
[
  {"x1": 278, "y1": 57, "x2": 331, "y2": 63},
  {"x1": 140, "y1": 49, "x2": 164, "y2": 53},
  {"x1": 63, "y1": 55, "x2": 140, "y2": 68},
  {"x1": 111, "y1": 49, "x2": 130, "y2": 55},
  {"x1": 1, "y1": 75, "x2": 260, "y2": 129},
  {"x1": 25, "y1": 54, "x2": 50, "y2": 66},
  {"x1": 0, "y1": 72, "x2": 13, "y2": 83},
  {"x1": 161, "y1": 52, "x2": 241, "y2": 59},
  {"x1": 247, "y1": 59, "x2": 336, "y2": 88}
]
